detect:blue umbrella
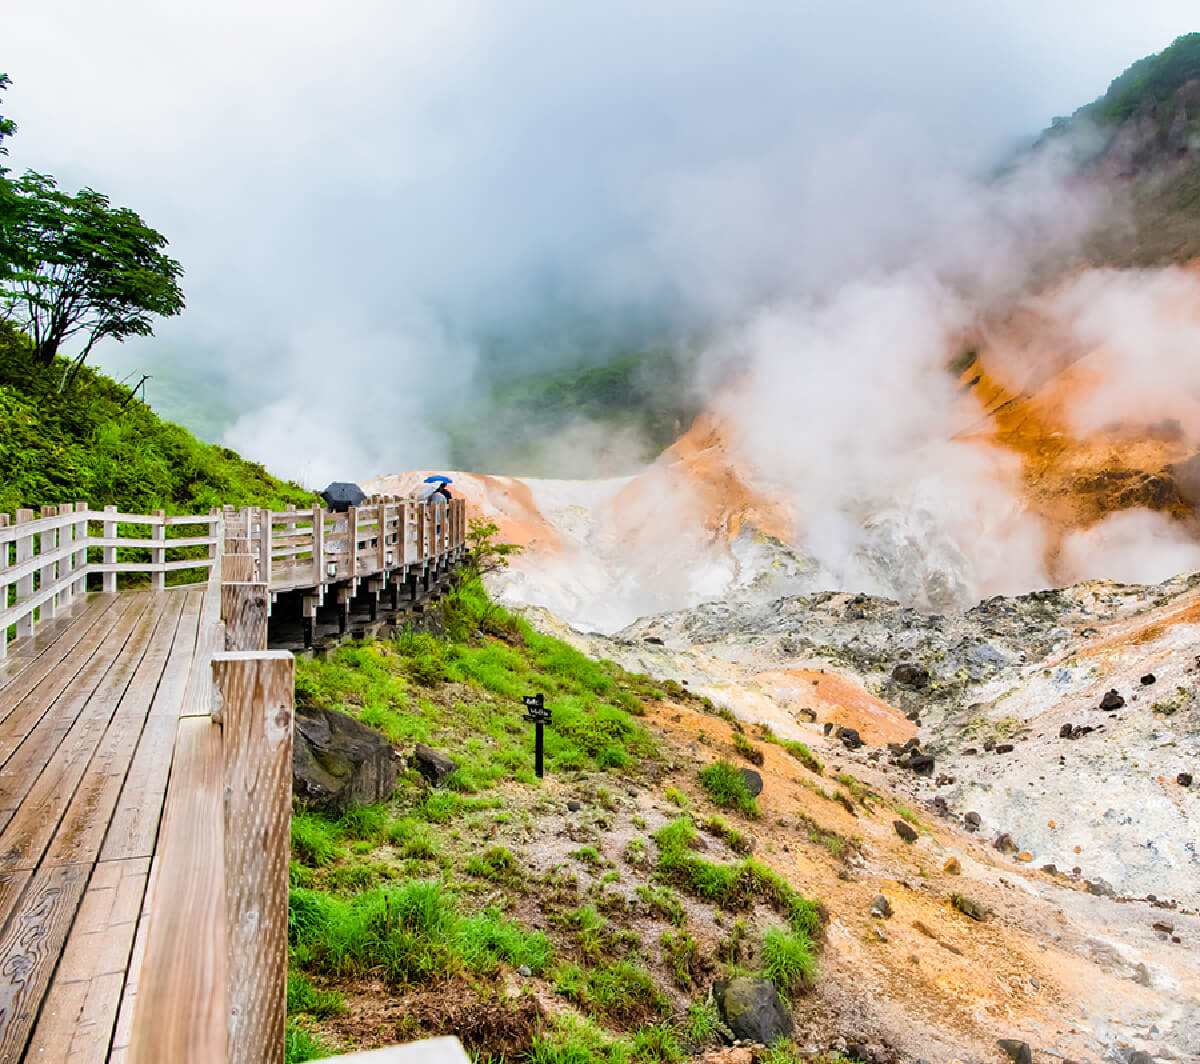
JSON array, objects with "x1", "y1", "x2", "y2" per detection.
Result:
[{"x1": 423, "y1": 475, "x2": 452, "y2": 484}]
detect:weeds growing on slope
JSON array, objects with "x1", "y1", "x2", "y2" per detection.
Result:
[{"x1": 697, "y1": 760, "x2": 759, "y2": 817}]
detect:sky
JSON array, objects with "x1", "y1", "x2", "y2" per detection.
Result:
[{"x1": 4, "y1": 1, "x2": 1199, "y2": 486}]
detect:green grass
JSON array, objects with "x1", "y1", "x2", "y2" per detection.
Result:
[
  {"x1": 698, "y1": 760, "x2": 759, "y2": 817},
  {"x1": 288, "y1": 880, "x2": 551, "y2": 988},
  {"x1": 291, "y1": 813, "x2": 342, "y2": 867},
  {"x1": 284, "y1": 1019, "x2": 336, "y2": 1064},
  {"x1": 703, "y1": 815, "x2": 752, "y2": 855},
  {"x1": 761, "y1": 926, "x2": 818, "y2": 993},
  {"x1": 731, "y1": 731, "x2": 764, "y2": 766},
  {"x1": 653, "y1": 818, "x2": 822, "y2": 939},
  {"x1": 773, "y1": 738, "x2": 823, "y2": 775},
  {"x1": 286, "y1": 972, "x2": 345, "y2": 1018}
]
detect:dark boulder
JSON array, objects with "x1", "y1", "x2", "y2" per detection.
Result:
[
  {"x1": 996, "y1": 1039, "x2": 1032, "y2": 1064},
  {"x1": 893, "y1": 819, "x2": 918, "y2": 843},
  {"x1": 412, "y1": 743, "x2": 459, "y2": 787},
  {"x1": 837, "y1": 727, "x2": 864, "y2": 750},
  {"x1": 1140, "y1": 673, "x2": 1157, "y2": 686},
  {"x1": 739, "y1": 767, "x2": 764, "y2": 797},
  {"x1": 293, "y1": 705, "x2": 400, "y2": 812},
  {"x1": 993, "y1": 832, "x2": 1019, "y2": 854},
  {"x1": 1100, "y1": 689, "x2": 1125, "y2": 711},
  {"x1": 713, "y1": 976, "x2": 794, "y2": 1044},
  {"x1": 964, "y1": 811, "x2": 982, "y2": 831},
  {"x1": 891, "y1": 663, "x2": 930, "y2": 688},
  {"x1": 1178, "y1": 773, "x2": 1193, "y2": 787}
]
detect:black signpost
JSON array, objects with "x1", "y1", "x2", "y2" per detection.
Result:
[{"x1": 523, "y1": 694, "x2": 552, "y2": 779}]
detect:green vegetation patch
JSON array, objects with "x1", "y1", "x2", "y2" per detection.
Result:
[{"x1": 697, "y1": 760, "x2": 759, "y2": 817}]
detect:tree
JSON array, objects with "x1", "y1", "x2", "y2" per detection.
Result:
[{"x1": 1, "y1": 172, "x2": 184, "y2": 374}]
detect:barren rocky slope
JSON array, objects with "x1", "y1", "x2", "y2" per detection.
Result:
[{"x1": 517, "y1": 567, "x2": 1200, "y2": 1064}]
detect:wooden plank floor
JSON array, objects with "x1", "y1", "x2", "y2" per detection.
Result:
[{"x1": 0, "y1": 589, "x2": 206, "y2": 1063}]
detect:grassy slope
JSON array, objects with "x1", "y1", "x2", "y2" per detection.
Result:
[
  {"x1": 284, "y1": 580, "x2": 830, "y2": 1064},
  {"x1": 0, "y1": 324, "x2": 315, "y2": 514}
]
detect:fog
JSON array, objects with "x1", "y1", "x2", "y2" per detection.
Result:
[{"x1": 5, "y1": 2, "x2": 1198, "y2": 485}]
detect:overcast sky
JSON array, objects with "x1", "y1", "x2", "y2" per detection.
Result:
[{"x1": 4, "y1": 2, "x2": 1198, "y2": 485}]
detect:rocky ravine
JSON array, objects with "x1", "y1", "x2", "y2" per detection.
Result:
[{"x1": 517, "y1": 570, "x2": 1200, "y2": 1064}]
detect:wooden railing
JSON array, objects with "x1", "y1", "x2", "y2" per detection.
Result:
[
  {"x1": 0, "y1": 504, "x2": 220, "y2": 660},
  {"x1": 0, "y1": 496, "x2": 467, "y2": 660}
]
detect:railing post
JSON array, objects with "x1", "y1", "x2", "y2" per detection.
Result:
[
  {"x1": 39, "y1": 505, "x2": 58, "y2": 619},
  {"x1": 347, "y1": 505, "x2": 358, "y2": 581},
  {"x1": 311, "y1": 506, "x2": 325, "y2": 586},
  {"x1": 73, "y1": 502, "x2": 87, "y2": 595},
  {"x1": 54, "y1": 504, "x2": 72, "y2": 609},
  {"x1": 14, "y1": 509, "x2": 34, "y2": 637},
  {"x1": 259, "y1": 510, "x2": 272, "y2": 590},
  {"x1": 103, "y1": 504, "x2": 118, "y2": 593},
  {"x1": 212, "y1": 650, "x2": 293, "y2": 1064},
  {"x1": 221, "y1": 582, "x2": 269, "y2": 653},
  {"x1": 151, "y1": 509, "x2": 166, "y2": 592},
  {"x1": 209, "y1": 509, "x2": 221, "y2": 563},
  {"x1": 0, "y1": 513, "x2": 9, "y2": 661}
]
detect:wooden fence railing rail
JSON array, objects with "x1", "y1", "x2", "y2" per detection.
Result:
[{"x1": 0, "y1": 495, "x2": 467, "y2": 661}]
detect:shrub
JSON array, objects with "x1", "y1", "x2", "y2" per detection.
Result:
[
  {"x1": 588, "y1": 961, "x2": 668, "y2": 1025},
  {"x1": 731, "y1": 732, "x2": 764, "y2": 767},
  {"x1": 285, "y1": 1019, "x2": 335, "y2": 1063},
  {"x1": 698, "y1": 761, "x2": 759, "y2": 816},
  {"x1": 761, "y1": 926, "x2": 818, "y2": 993},
  {"x1": 286, "y1": 972, "x2": 345, "y2": 1018}
]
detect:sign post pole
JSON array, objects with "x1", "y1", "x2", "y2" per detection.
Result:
[{"x1": 523, "y1": 694, "x2": 552, "y2": 779}]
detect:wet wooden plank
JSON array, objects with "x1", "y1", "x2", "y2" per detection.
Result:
[
  {"x1": 0, "y1": 863, "x2": 90, "y2": 1061},
  {"x1": 0, "y1": 597, "x2": 141, "y2": 773},
  {"x1": 26, "y1": 858, "x2": 149, "y2": 1063},
  {"x1": 126, "y1": 716, "x2": 226, "y2": 1064},
  {"x1": 0, "y1": 595, "x2": 112, "y2": 697},
  {"x1": 0, "y1": 595, "x2": 165, "y2": 874},
  {"x1": 0, "y1": 596, "x2": 123, "y2": 728},
  {"x1": 99, "y1": 590, "x2": 202, "y2": 863},
  {"x1": 106, "y1": 855, "x2": 157, "y2": 1063},
  {"x1": 43, "y1": 594, "x2": 186, "y2": 869}
]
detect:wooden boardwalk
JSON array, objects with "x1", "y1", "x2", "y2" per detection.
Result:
[
  {"x1": 0, "y1": 495, "x2": 469, "y2": 1062},
  {"x1": 0, "y1": 588, "x2": 204, "y2": 1062}
]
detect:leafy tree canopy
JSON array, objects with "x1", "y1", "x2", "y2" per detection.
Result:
[{"x1": 0, "y1": 73, "x2": 184, "y2": 376}]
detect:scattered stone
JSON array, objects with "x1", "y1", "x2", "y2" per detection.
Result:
[
  {"x1": 931, "y1": 796, "x2": 951, "y2": 817},
  {"x1": 567, "y1": 800, "x2": 582, "y2": 812},
  {"x1": 961, "y1": 747, "x2": 978, "y2": 756},
  {"x1": 1100, "y1": 689, "x2": 1125, "y2": 711},
  {"x1": 993, "y1": 832, "x2": 1019, "y2": 854},
  {"x1": 739, "y1": 767, "x2": 764, "y2": 797},
  {"x1": 1132, "y1": 962, "x2": 1151, "y2": 986},
  {"x1": 1060, "y1": 723, "x2": 1095, "y2": 740},
  {"x1": 1041, "y1": 864, "x2": 1057, "y2": 875},
  {"x1": 943, "y1": 857, "x2": 961, "y2": 875},
  {"x1": 797, "y1": 707, "x2": 817, "y2": 723},
  {"x1": 951, "y1": 894, "x2": 991, "y2": 921},
  {"x1": 293, "y1": 705, "x2": 401, "y2": 812},
  {"x1": 411, "y1": 742, "x2": 460, "y2": 788},
  {"x1": 837, "y1": 726, "x2": 864, "y2": 750},
  {"x1": 891, "y1": 662, "x2": 930, "y2": 688},
  {"x1": 1152, "y1": 921, "x2": 1175, "y2": 934},
  {"x1": 982, "y1": 738, "x2": 996, "y2": 752},
  {"x1": 645, "y1": 636, "x2": 665, "y2": 645},
  {"x1": 964, "y1": 811, "x2": 982, "y2": 831},
  {"x1": 994, "y1": 743, "x2": 1014, "y2": 754},
  {"x1": 1177, "y1": 772, "x2": 1192, "y2": 787},
  {"x1": 1017, "y1": 852, "x2": 1033, "y2": 863},
  {"x1": 1126, "y1": 1052, "x2": 1155, "y2": 1064},
  {"x1": 893, "y1": 819, "x2": 918, "y2": 843},
  {"x1": 907, "y1": 753, "x2": 935, "y2": 775},
  {"x1": 713, "y1": 976, "x2": 793, "y2": 1044},
  {"x1": 1059, "y1": 723, "x2": 1074, "y2": 738},
  {"x1": 823, "y1": 722, "x2": 834, "y2": 735},
  {"x1": 1141, "y1": 673, "x2": 1157, "y2": 685},
  {"x1": 870, "y1": 894, "x2": 893, "y2": 918},
  {"x1": 518, "y1": 964, "x2": 532, "y2": 977},
  {"x1": 996, "y1": 1040, "x2": 1032, "y2": 1064},
  {"x1": 1086, "y1": 878, "x2": 1116, "y2": 898}
]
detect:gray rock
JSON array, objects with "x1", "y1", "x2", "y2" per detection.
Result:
[
  {"x1": 567, "y1": 799, "x2": 583, "y2": 812},
  {"x1": 518, "y1": 964, "x2": 532, "y2": 977},
  {"x1": 1100, "y1": 688, "x2": 1125, "y2": 711},
  {"x1": 891, "y1": 662, "x2": 930, "y2": 688},
  {"x1": 837, "y1": 726, "x2": 864, "y2": 750},
  {"x1": 996, "y1": 1040, "x2": 1032, "y2": 1064},
  {"x1": 870, "y1": 894, "x2": 893, "y2": 918},
  {"x1": 412, "y1": 743, "x2": 459, "y2": 788},
  {"x1": 993, "y1": 832, "x2": 1019, "y2": 854},
  {"x1": 964, "y1": 811, "x2": 981, "y2": 831},
  {"x1": 739, "y1": 767, "x2": 764, "y2": 797},
  {"x1": 713, "y1": 976, "x2": 794, "y2": 1043},
  {"x1": 293, "y1": 705, "x2": 400, "y2": 813}
]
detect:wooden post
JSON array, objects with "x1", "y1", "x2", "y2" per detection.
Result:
[
  {"x1": 311, "y1": 506, "x2": 325, "y2": 586},
  {"x1": 152, "y1": 509, "x2": 166, "y2": 592},
  {"x1": 14, "y1": 509, "x2": 34, "y2": 637},
  {"x1": 54, "y1": 504, "x2": 72, "y2": 609},
  {"x1": 223, "y1": 554, "x2": 258, "y2": 583},
  {"x1": 377, "y1": 503, "x2": 387, "y2": 573},
  {"x1": 259, "y1": 510, "x2": 272, "y2": 590},
  {"x1": 221, "y1": 582, "x2": 269, "y2": 653},
  {"x1": 212, "y1": 650, "x2": 293, "y2": 1064},
  {"x1": 416, "y1": 504, "x2": 425, "y2": 566},
  {"x1": 39, "y1": 505, "x2": 58, "y2": 618},
  {"x1": 398, "y1": 501, "x2": 409, "y2": 567},
  {"x1": 209, "y1": 509, "x2": 221, "y2": 562},
  {"x1": 73, "y1": 502, "x2": 88, "y2": 595},
  {"x1": 103, "y1": 504, "x2": 118, "y2": 593},
  {"x1": 0, "y1": 513, "x2": 9, "y2": 661},
  {"x1": 347, "y1": 506, "x2": 358, "y2": 581}
]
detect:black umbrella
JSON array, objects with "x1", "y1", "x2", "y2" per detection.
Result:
[{"x1": 321, "y1": 481, "x2": 366, "y2": 512}]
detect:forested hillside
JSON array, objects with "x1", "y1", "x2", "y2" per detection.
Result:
[{"x1": 0, "y1": 323, "x2": 314, "y2": 513}]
